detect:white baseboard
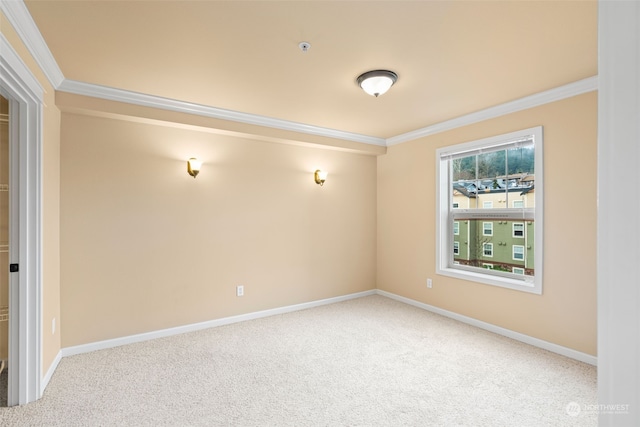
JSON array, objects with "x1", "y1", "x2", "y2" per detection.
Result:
[
  {"x1": 41, "y1": 350, "x2": 62, "y2": 395},
  {"x1": 376, "y1": 289, "x2": 597, "y2": 366},
  {"x1": 61, "y1": 290, "x2": 377, "y2": 357}
]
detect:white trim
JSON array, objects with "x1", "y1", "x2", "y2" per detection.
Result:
[
  {"x1": 0, "y1": 0, "x2": 598, "y2": 149},
  {"x1": 40, "y1": 350, "x2": 62, "y2": 395},
  {"x1": 376, "y1": 290, "x2": 597, "y2": 366},
  {"x1": 512, "y1": 267, "x2": 525, "y2": 275},
  {"x1": 512, "y1": 244, "x2": 525, "y2": 261},
  {"x1": 0, "y1": 32, "x2": 44, "y2": 406},
  {"x1": 387, "y1": 76, "x2": 597, "y2": 146},
  {"x1": 598, "y1": 1, "x2": 640, "y2": 424},
  {"x1": 483, "y1": 242, "x2": 494, "y2": 257},
  {"x1": 436, "y1": 126, "x2": 543, "y2": 295},
  {"x1": 0, "y1": 34, "x2": 43, "y2": 99},
  {"x1": 61, "y1": 290, "x2": 376, "y2": 357},
  {"x1": 58, "y1": 80, "x2": 386, "y2": 147},
  {"x1": 0, "y1": 0, "x2": 64, "y2": 88},
  {"x1": 482, "y1": 221, "x2": 493, "y2": 236},
  {"x1": 513, "y1": 222, "x2": 525, "y2": 238}
]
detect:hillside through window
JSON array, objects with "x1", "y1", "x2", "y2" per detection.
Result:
[{"x1": 436, "y1": 127, "x2": 543, "y2": 294}]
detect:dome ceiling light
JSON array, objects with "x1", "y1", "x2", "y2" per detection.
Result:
[{"x1": 356, "y1": 70, "x2": 398, "y2": 97}]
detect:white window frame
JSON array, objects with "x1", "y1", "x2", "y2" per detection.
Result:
[
  {"x1": 483, "y1": 242, "x2": 493, "y2": 257},
  {"x1": 436, "y1": 126, "x2": 543, "y2": 294},
  {"x1": 513, "y1": 222, "x2": 525, "y2": 238},
  {"x1": 483, "y1": 201, "x2": 493, "y2": 209},
  {"x1": 512, "y1": 267, "x2": 525, "y2": 275},
  {"x1": 453, "y1": 241, "x2": 459, "y2": 255},
  {"x1": 513, "y1": 200, "x2": 524, "y2": 208},
  {"x1": 453, "y1": 221, "x2": 459, "y2": 235},
  {"x1": 513, "y1": 245, "x2": 525, "y2": 261},
  {"x1": 483, "y1": 222, "x2": 493, "y2": 236}
]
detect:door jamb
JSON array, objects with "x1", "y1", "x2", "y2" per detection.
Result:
[{"x1": 0, "y1": 33, "x2": 44, "y2": 406}]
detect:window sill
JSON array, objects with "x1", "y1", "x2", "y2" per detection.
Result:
[{"x1": 437, "y1": 266, "x2": 542, "y2": 295}]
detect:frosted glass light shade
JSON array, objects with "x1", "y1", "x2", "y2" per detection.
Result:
[
  {"x1": 187, "y1": 158, "x2": 202, "y2": 178},
  {"x1": 314, "y1": 169, "x2": 328, "y2": 186},
  {"x1": 357, "y1": 70, "x2": 398, "y2": 97}
]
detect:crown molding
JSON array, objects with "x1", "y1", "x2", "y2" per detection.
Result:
[
  {"x1": 58, "y1": 79, "x2": 387, "y2": 147},
  {"x1": 2, "y1": 0, "x2": 598, "y2": 148},
  {"x1": 386, "y1": 76, "x2": 599, "y2": 146},
  {"x1": 0, "y1": 32, "x2": 43, "y2": 101},
  {"x1": 0, "y1": 0, "x2": 64, "y2": 88}
]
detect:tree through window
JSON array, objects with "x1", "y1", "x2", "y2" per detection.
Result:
[{"x1": 437, "y1": 127, "x2": 543, "y2": 294}]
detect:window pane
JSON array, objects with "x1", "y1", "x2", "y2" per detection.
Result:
[
  {"x1": 513, "y1": 223, "x2": 524, "y2": 237},
  {"x1": 483, "y1": 222, "x2": 493, "y2": 236},
  {"x1": 452, "y1": 155, "x2": 476, "y2": 182},
  {"x1": 450, "y1": 217, "x2": 534, "y2": 276},
  {"x1": 483, "y1": 243, "x2": 493, "y2": 257},
  {"x1": 513, "y1": 245, "x2": 525, "y2": 260},
  {"x1": 438, "y1": 127, "x2": 542, "y2": 292},
  {"x1": 477, "y1": 151, "x2": 505, "y2": 181},
  {"x1": 507, "y1": 146, "x2": 535, "y2": 208}
]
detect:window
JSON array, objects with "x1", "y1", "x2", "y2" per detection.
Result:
[
  {"x1": 483, "y1": 243, "x2": 493, "y2": 257},
  {"x1": 436, "y1": 126, "x2": 543, "y2": 294},
  {"x1": 483, "y1": 263, "x2": 494, "y2": 269},
  {"x1": 513, "y1": 245, "x2": 525, "y2": 261},
  {"x1": 453, "y1": 203, "x2": 459, "y2": 208},
  {"x1": 513, "y1": 223, "x2": 524, "y2": 238},
  {"x1": 453, "y1": 241, "x2": 460, "y2": 255},
  {"x1": 483, "y1": 222, "x2": 493, "y2": 236}
]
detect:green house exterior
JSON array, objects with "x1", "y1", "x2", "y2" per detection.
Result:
[{"x1": 453, "y1": 218, "x2": 534, "y2": 276}]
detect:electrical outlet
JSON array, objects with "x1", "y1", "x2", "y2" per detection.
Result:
[
  {"x1": 427, "y1": 278, "x2": 433, "y2": 289},
  {"x1": 236, "y1": 285, "x2": 244, "y2": 297}
]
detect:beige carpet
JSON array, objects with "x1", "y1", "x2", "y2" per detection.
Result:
[{"x1": 0, "y1": 295, "x2": 596, "y2": 426}]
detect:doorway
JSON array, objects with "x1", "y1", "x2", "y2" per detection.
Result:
[
  {"x1": 1, "y1": 34, "x2": 44, "y2": 405},
  {"x1": 0, "y1": 95, "x2": 7, "y2": 406}
]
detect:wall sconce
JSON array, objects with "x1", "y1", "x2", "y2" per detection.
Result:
[
  {"x1": 314, "y1": 170, "x2": 328, "y2": 186},
  {"x1": 187, "y1": 158, "x2": 202, "y2": 178}
]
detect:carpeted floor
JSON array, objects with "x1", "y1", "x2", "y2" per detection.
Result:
[{"x1": 0, "y1": 295, "x2": 596, "y2": 426}]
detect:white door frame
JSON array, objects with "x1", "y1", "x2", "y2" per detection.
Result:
[
  {"x1": 0, "y1": 33, "x2": 43, "y2": 406},
  {"x1": 597, "y1": 1, "x2": 640, "y2": 425}
]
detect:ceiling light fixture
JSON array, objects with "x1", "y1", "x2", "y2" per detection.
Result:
[{"x1": 357, "y1": 70, "x2": 398, "y2": 97}]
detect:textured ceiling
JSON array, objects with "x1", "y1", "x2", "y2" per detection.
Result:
[{"x1": 24, "y1": 0, "x2": 597, "y2": 140}]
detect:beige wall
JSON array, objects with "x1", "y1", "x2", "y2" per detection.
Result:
[
  {"x1": 1, "y1": 7, "x2": 598, "y2": 369},
  {"x1": 1, "y1": 12, "x2": 62, "y2": 377},
  {"x1": 60, "y1": 111, "x2": 377, "y2": 347},
  {"x1": 377, "y1": 92, "x2": 597, "y2": 356}
]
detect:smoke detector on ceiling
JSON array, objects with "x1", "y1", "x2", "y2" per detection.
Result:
[{"x1": 298, "y1": 41, "x2": 311, "y2": 53}]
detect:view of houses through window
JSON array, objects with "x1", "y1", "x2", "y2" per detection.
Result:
[{"x1": 451, "y1": 145, "x2": 535, "y2": 277}]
